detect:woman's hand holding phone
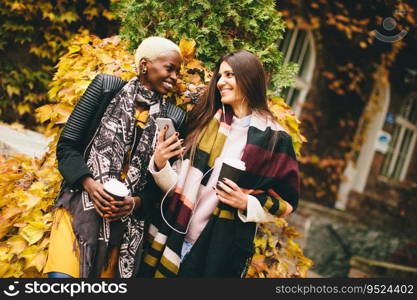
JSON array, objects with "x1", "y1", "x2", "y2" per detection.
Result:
[{"x1": 154, "y1": 126, "x2": 185, "y2": 171}]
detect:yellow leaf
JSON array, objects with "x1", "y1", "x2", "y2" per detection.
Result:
[
  {"x1": 25, "y1": 250, "x2": 47, "y2": 273},
  {"x1": 10, "y1": 1, "x2": 25, "y2": 10},
  {"x1": 68, "y1": 45, "x2": 81, "y2": 55},
  {"x1": 286, "y1": 239, "x2": 302, "y2": 259},
  {"x1": 6, "y1": 85, "x2": 20, "y2": 97},
  {"x1": 250, "y1": 254, "x2": 267, "y2": 272},
  {"x1": 0, "y1": 245, "x2": 13, "y2": 262},
  {"x1": 60, "y1": 11, "x2": 78, "y2": 23},
  {"x1": 35, "y1": 105, "x2": 55, "y2": 123},
  {"x1": 20, "y1": 222, "x2": 46, "y2": 245},
  {"x1": 17, "y1": 103, "x2": 31, "y2": 115},
  {"x1": 245, "y1": 265, "x2": 257, "y2": 278},
  {"x1": 6, "y1": 236, "x2": 27, "y2": 255},
  {"x1": 97, "y1": 53, "x2": 114, "y2": 65},
  {"x1": 3, "y1": 260, "x2": 24, "y2": 278},
  {"x1": 283, "y1": 226, "x2": 303, "y2": 239},
  {"x1": 267, "y1": 236, "x2": 275, "y2": 247},
  {"x1": 21, "y1": 193, "x2": 42, "y2": 210},
  {"x1": 84, "y1": 7, "x2": 99, "y2": 19},
  {"x1": 179, "y1": 38, "x2": 196, "y2": 61},
  {"x1": 54, "y1": 103, "x2": 73, "y2": 120},
  {"x1": 38, "y1": 237, "x2": 50, "y2": 250},
  {"x1": 0, "y1": 263, "x2": 9, "y2": 277},
  {"x1": 277, "y1": 260, "x2": 289, "y2": 276},
  {"x1": 186, "y1": 59, "x2": 203, "y2": 70},
  {"x1": 274, "y1": 217, "x2": 288, "y2": 228},
  {"x1": 254, "y1": 236, "x2": 267, "y2": 250},
  {"x1": 0, "y1": 206, "x2": 22, "y2": 223},
  {"x1": 23, "y1": 268, "x2": 46, "y2": 278},
  {"x1": 102, "y1": 10, "x2": 115, "y2": 20},
  {"x1": 0, "y1": 245, "x2": 9, "y2": 256},
  {"x1": 135, "y1": 109, "x2": 149, "y2": 128},
  {"x1": 270, "y1": 96, "x2": 287, "y2": 106},
  {"x1": 286, "y1": 115, "x2": 300, "y2": 132},
  {"x1": 122, "y1": 63, "x2": 134, "y2": 72}
]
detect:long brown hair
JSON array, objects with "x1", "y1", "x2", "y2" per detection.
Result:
[{"x1": 184, "y1": 50, "x2": 276, "y2": 159}]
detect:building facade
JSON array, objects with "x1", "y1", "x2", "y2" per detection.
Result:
[{"x1": 278, "y1": 1, "x2": 417, "y2": 276}]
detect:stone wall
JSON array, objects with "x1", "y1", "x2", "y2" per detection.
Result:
[{"x1": 287, "y1": 200, "x2": 416, "y2": 277}]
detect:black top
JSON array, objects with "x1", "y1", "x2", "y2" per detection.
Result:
[{"x1": 56, "y1": 74, "x2": 186, "y2": 206}]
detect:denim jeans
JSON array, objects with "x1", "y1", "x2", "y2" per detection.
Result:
[
  {"x1": 180, "y1": 240, "x2": 194, "y2": 262},
  {"x1": 47, "y1": 272, "x2": 73, "y2": 278}
]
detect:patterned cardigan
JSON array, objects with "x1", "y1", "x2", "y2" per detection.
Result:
[{"x1": 139, "y1": 109, "x2": 300, "y2": 278}]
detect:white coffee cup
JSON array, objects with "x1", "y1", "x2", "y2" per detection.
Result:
[{"x1": 103, "y1": 179, "x2": 129, "y2": 201}]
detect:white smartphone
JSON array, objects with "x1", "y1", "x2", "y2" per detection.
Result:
[{"x1": 155, "y1": 117, "x2": 176, "y2": 139}]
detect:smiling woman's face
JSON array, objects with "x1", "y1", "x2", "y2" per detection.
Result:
[
  {"x1": 217, "y1": 61, "x2": 243, "y2": 106},
  {"x1": 141, "y1": 50, "x2": 182, "y2": 94}
]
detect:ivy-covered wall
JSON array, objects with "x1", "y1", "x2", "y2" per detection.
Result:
[
  {"x1": 0, "y1": 0, "x2": 118, "y2": 128},
  {"x1": 277, "y1": 0, "x2": 416, "y2": 207}
]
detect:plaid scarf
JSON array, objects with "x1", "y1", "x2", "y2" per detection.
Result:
[
  {"x1": 139, "y1": 106, "x2": 299, "y2": 277},
  {"x1": 61, "y1": 76, "x2": 167, "y2": 278}
]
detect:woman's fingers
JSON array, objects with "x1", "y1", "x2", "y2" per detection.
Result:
[
  {"x1": 167, "y1": 139, "x2": 183, "y2": 152},
  {"x1": 92, "y1": 203, "x2": 105, "y2": 217},
  {"x1": 215, "y1": 186, "x2": 230, "y2": 199},
  {"x1": 97, "y1": 186, "x2": 115, "y2": 202},
  {"x1": 158, "y1": 129, "x2": 177, "y2": 146},
  {"x1": 92, "y1": 192, "x2": 113, "y2": 212},
  {"x1": 94, "y1": 191, "x2": 116, "y2": 210},
  {"x1": 214, "y1": 182, "x2": 247, "y2": 210},
  {"x1": 169, "y1": 147, "x2": 186, "y2": 158},
  {"x1": 217, "y1": 193, "x2": 234, "y2": 207},
  {"x1": 157, "y1": 125, "x2": 168, "y2": 144},
  {"x1": 158, "y1": 141, "x2": 184, "y2": 161},
  {"x1": 109, "y1": 200, "x2": 130, "y2": 213},
  {"x1": 108, "y1": 196, "x2": 136, "y2": 213},
  {"x1": 217, "y1": 181, "x2": 233, "y2": 194},
  {"x1": 221, "y1": 178, "x2": 239, "y2": 191},
  {"x1": 217, "y1": 194, "x2": 231, "y2": 204},
  {"x1": 105, "y1": 205, "x2": 131, "y2": 221},
  {"x1": 163, "y1": 131, "x2": 179, "y2": 146}
]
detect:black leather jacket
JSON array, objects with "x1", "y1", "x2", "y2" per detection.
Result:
[{"x1": 56, "y1": 74, "x2": 185, "y2": 202}]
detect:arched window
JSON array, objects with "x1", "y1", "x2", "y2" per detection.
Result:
[
  {"x1": 278, "y1": 28, "x2": 316, "y2": 116},
  {"x1": 381, "y1": 93, "x2": 417, "y2": 180}
]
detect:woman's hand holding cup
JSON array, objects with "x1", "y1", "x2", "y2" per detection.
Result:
[
  {"x1": 104, "y1": 196, "x2": 141, "y2": 222},
  {"x1": 214, "y1": 158, "x2": 248, "y2": 210},
  {"x1": 101, "y1": 179, "x2": 137, "y2": 222},
  {"x1": 215, "y1": 178, "x2": 248, "y2": 211},
  {"x1": 82, "y1": 176, "x2": 115, "y2": 217}
]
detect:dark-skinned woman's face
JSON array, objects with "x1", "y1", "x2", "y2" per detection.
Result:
[{"x1": 141, "y1": 50, "x2": 182, "y2": 95}]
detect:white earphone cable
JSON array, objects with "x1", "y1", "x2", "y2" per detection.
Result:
[{"x1": 157, "y1": 104, "x2": 231, "y2": 235}]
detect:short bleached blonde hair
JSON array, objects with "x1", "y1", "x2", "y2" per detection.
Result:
[{"x1": 134, "y1": 36, "x2": 181, "y2": 72}]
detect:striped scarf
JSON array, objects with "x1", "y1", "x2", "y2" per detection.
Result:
[{"x1": 139, "y1": 106, "x2": 299, "y2": 277}]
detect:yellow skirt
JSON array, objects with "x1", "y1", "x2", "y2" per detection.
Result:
[{"x1": 44, "y1": 208, "x2": 118, "y2": 278}]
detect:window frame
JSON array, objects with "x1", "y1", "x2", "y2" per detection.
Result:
[
  {"x1": 381, "y1": 93, "x2": 417, "y2": 181},
  {"x1": 279, "y1": 27, "x2": 316, "y2": 116}
]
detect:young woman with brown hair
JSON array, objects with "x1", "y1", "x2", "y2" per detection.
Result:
[{"x1": 140, "y1": 50, "x2": 299, "y2": 277}]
